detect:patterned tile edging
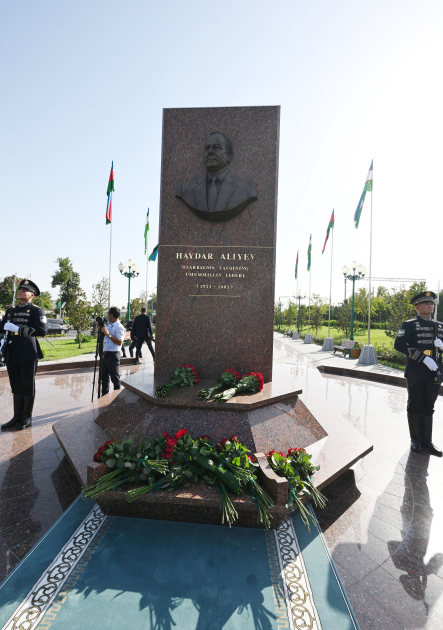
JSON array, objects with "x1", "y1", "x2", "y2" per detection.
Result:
[
  {"x1": 271, "y1": 516, "x2": 323, "y2": 630},
  {"x1": 1, "y1": 505, "x2": 108, "y2": 630}
]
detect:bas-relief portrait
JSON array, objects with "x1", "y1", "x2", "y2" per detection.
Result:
[{"x1": 176, "y1": 132, "x2": 258, "y2": 222}]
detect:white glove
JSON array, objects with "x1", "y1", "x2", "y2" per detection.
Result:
[
  {"x1": 434, "y1": 338, "x2": 443, "y2": 349},
  {"x1": 4, "y1": 322, "x2": 19, "y2": 333},
  {"x1": 423, "y1": 356, "x2": 438, "y2": 371}
]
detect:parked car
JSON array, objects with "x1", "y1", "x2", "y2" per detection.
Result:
[{"x1": 46, "y1": 318, "x2": 69, "y2": 335}]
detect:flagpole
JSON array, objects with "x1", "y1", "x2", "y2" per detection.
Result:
[
  {"x1": 308, "y1": 267, "x2": 311, "y2": 333},
  {"x1": 367, "y1": 162, "x2": 373, "y2": 347},
  {"x1": 145, "y1": 230, "x2": 149, "y2": 309},
  {"x1": 108, "y1": 221, "x2": 112, "y2": 309},
  {"x1": 328, "y1": 222, "x2": 334, "y2": 338}
]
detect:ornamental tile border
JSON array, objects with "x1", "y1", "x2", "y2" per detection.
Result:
[
  {"x1": 0, "y1": 505, "x2": 107, "y2": 630},
  {"x1": 272, "y1": 516, "x2": 323, "y2": 630}
]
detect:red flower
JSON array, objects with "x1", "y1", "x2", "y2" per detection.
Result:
[
  {"x1": 247, "y1": 454, "x2": 255, "y2": 462},
  {"x1": 201, "y1": 434, "x2": 212, "y2": 440},
  {"x1": 216, "y1": 443, "x2": 222, "y2": 451},
  {"x1": 268, "y1": 450, "x2": 276, "y2": 456},
  {"x1": 287, "y1": 448, "x2": 297, "y2": 456},
  {"x1": 174, "y1": 429, "x2": 188, "y2": 440},
  {"x1": 299, "y1": 448, "x2": 306, "y2": 454},
  {"x1": 98, "y1": 445, "x2": 106, "y2": 455},
  {"x1": 230, "y1": 435, "x2": 238, "y2": 442},
  {"x1": 93, "y1": 453, "x2": 101, "y2": 462},
  {"x1": 194, "y1": 378, "x2": 199, "y2": 384},
  {"x1": 166, "y1": 438, "x2": 178, "y2": 448},
  {"x1": 225, "y1": 369, "x2": 241, "y2": 380},
  {"x1": 162, "y1": 432, "x2": 171, "y2": 440},
  {"x1": 104, "y1": 440, "x2": 113, "y2": 447},
  {"x1": 220, "y1": 438, "x2": 229, "y2": 447}
]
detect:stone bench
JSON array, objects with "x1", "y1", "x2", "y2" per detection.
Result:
[{"x1": 333, "y1": 339, "x2": 356, "y2": 357}]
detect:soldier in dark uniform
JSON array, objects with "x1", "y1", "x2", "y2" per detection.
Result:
[
  {"x1": 394, "y1": 290, "x2": 443, "y2": 456},
  {"x1": 0, "y1": 279, "x2": 47, "y2": 430},
  {"x1": 132, "y1": 308, "x2": 155, "y2": 365}
]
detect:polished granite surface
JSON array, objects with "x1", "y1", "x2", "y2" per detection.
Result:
[{"x1": 1, "y1": 346, "x2": 443, "y2": 629}]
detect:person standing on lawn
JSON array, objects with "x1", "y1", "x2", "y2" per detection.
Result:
[
  {"x1": 394, "y1": 291, "x2": 443, "y2": 456},
  {"x1": 0, "y1": 279, "x2": 47, "y2": 430}
]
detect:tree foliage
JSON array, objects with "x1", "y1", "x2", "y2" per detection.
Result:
[
  {"x1": 51, "y1": 258, "x2": 81, "y2": 310},
  {"x1": 33, "y1": 291, "x2": 53, "y2": 310},
  {"x1": 337, "y1": 300, "x2": 352, "y2": 338},
  {"x1": 385, "y1": 282, "x2": 426, "y2": 339},
  {"x1": 310, "y1": 294, "x2": 327, "y2": 333},
  {"x1": 130, "y1": 297, "x2": 142, "y2": 319},
  {"x1": 92, "y1": 277, "x2": 109, "y2": 316},
  {"x1": 0, "y1": 276, "x2": 23, "y2": 308},
  {"x1": 65, "y1": 289, "x2": 91, "y2": 348}
]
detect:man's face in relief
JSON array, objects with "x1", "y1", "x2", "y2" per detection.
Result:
[{"x1": 204, "y1": 134, "x2": 231, "y2": 174}]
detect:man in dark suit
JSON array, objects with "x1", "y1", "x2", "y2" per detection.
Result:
[
  {"x1": 132, "y1": 308, "x2": 155, "y2": 365},
  {"x1": 176, "y1": 132, "x2": 258, "y2": 222}
]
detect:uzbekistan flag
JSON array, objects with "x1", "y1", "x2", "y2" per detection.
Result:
[
  {"x1": 307, "y1": 235, "x2": 312, "y2": 271},
  {"x1": 149, "y1": 244, "x2": 158, "y2": 262},
  {"x1": 295, "y1": 250, "x2": 299, "y2": 280},
  {"x1": 144, "y1": 209, "x2": 150, "y2": 254},
  {"x1": 322, "y1": 210, "x2": 335, "y2": 254},
  {"x1": 354, "y1": 160, "x2": 373, "y2": 229},
  {"x1": 106, "y1": 161, "x2": 114, "y2": 225}
]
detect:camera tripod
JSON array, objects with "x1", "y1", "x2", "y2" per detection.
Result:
[{"x1": 91, "y1": 317, "x2": 106, "y2": 402}]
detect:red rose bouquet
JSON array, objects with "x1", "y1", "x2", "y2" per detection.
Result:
[
  {"x1": 213, "y1": 372, "x2": 264, "y2": 403},
  {"x1": 266, "y1": 447, "x2": 326, "y2": 530},
  {"x1": 197, "y1": 368, "x2": 241, "y2": 401},
  {"x1": 155, "y1": 364, "x2": 198, "y2": 398}
]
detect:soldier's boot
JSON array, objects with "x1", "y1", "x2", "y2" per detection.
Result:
[
  {"x1": 407, "y1": 412, "x2": 422, "y2": 453},
  {"x1": 1, "y1": 394, "x2": 25, "y2": 430},
  {"x1": 19, "y1": 395, "x2": 35, "y2": 430},
  {"x1": 421, "y1": 415, "x2": 443, "y2": 457}
]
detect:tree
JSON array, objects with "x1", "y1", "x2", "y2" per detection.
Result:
[
  {"x1": 337, "y1": 300, "x2": 352, "y2": 338},
  {"x1": 0, "y1": 276, "x2": 24, "y2": 308},
  {"x1": 284, "y1": 300, "x2": 297, "y2": 328},
  {"x1": 354, "y1": 288, "x2": 369, "y2": 332},
  {"x1": 92, "y1": 277, "x2": 109, "y2": 316},
  {"x1": 384, "y1": 282, "x2": 427, "y2": 338},
  {"x1": 310, "y1": 294, "x2": 327, "y2": 334},
  {"x1": 298, "y1": 304, "x2": 308, "y2": 331},
  {"x1": 51, "y1": 258, "x2": 81, "y2": 311},
  {"x1": 65, "y1": 289, "x2": 91, "y2": 348},
  {"x1": 130, "y1": 297, "x2": 142, "y2": 319},
  {"x1": 33, "y1": 291, "x2": 53, "y2": 310}
]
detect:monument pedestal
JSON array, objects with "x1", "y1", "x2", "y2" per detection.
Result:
[{"x1": 53, "y1": 364, "x2": 373, "y2": 529}]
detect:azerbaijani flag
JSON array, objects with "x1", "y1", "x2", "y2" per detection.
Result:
[
  {"x1": 354, "y1": 160, "x2": 373, "y2": 229},
  {"x1": 106, "y1": 161, "x2": 114, "y2": 225},
  {"x1": 307, "y1": 235, "x2": 312, "y2": 271},
  {"x1": 322, "y1": 210, "x2": 335, "y2": 254},
  {"x1": 149, "y1": 244, "x2": 158, "y2": 262},
  {"x1": 144, "y1": 209, "x2": 150, "y2": 254},
  {"x1": 295, "y1": 250, "x2": 299, "y2": 279}
]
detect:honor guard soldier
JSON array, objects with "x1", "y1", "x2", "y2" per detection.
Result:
[
  {"x1": 394, "y1": 290, "x2": 443, "y2": 456},
  {"x1": 0, "y1": 279, "x2": 48, "y2": 430}
]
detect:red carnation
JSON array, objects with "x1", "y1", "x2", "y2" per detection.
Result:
[
  {"x1": 98, "y1": 445, "x2": 106, "y2": 455},
  {"x1": 268, "y1": 450, "x2": 276, "y2": 456},
  {"x1": 225, "y1": 369, "x2": 241, "y2": 380},
  {"x1": 93, "y1": 453, "x2": 101, "y2": 462}
]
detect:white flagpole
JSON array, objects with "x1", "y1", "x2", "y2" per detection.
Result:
[
  {"x1": 328, "y1": 220, "x2": 334, "y2": 338},
  {"x1": 367, "y1": 162, "x2": 373, "y2": 346},
  {"x1": 145, "y1": 228, "x2": 149, "y2": 309},
  {"x1": 308, "y1": 267, "x2": 311, "y2": 332},
  {"x1": 108, "y1": 220, "x2": 112, "y2": 309}
]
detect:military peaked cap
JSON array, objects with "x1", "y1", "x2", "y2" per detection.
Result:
[
  {"x1": 18, "y1": 279, "x2": 40, "y2": 296},
  {"x1": 410, "y1": 290, "x2": 436, "y2": 306}
]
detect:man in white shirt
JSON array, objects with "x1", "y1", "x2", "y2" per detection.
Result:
[{"x1": 99, "y1": 307, "x2": 125, "y2": 395}]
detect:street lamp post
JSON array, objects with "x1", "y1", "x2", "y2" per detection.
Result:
[
  {"x1": 118, "y1": 259, "x2": 140, "y2": 322},
  {"x1": 294, "y1": 290, "x2": 306, "y2": 339},
  {"x1": 342, "y1": 261, "x2": 366, "y2": 341}
]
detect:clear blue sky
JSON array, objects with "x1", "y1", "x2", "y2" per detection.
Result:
[{"x1": 1, "y1": 0, "x2": 442, "y2": 309}]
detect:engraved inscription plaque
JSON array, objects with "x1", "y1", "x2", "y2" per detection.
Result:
[{"x1": 155, "y1": 106, "x2": 280, "y2": 382}]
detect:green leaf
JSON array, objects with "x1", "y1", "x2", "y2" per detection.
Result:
[{"x1": 106, "y1": 459, "x2": 117, "y2": 468}]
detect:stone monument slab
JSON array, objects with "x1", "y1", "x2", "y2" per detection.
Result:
[{"x1": 155, "y1": 106, "x2": 280, "y2": 382}]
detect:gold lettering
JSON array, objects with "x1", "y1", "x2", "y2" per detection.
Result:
[{"x1": 176, "y1": 253, "x2": 182, "y2": 259}]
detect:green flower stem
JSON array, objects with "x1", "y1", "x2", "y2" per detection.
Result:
[
  {"x1": 126, "y1": 484, "x2": 154, "y2": 502},
  {"x1": 220, "y1": 485, "x2": 238, "y2": 527},
  {"x1": 192, "y1": 452, "x2": 241, "y2": 493}
]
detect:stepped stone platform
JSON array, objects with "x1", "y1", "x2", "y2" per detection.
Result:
[{"x1": 53, "y1": 363, "x2": 373, "y2": 528}]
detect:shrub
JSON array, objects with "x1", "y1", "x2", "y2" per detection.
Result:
[
  {"x1": 372, "y1": 342, "x2": 406, "y2": 365},
  {"x1": 75, "y1": 334, "x2": 94, "y2": 344}
]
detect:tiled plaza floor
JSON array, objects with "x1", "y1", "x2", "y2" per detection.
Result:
[{"x1": 1, "y1": 343, "x2": 442, "y2": 629}]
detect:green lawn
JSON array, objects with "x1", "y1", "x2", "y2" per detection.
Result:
[
  {"x1": 40, "y1": 338, "x2": 97, "y2": 361},
  {"x1": 276, "y1": 325, "x2": 393, "y2": 346}
]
